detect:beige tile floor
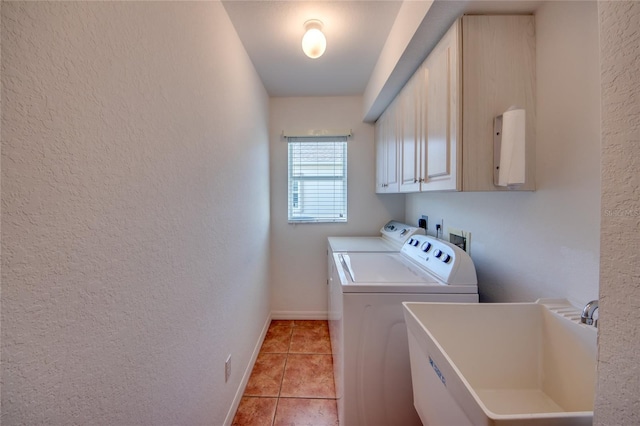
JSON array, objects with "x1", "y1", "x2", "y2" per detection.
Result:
[{"x1": 232, "y1": 320, "x2": 338, "y2": 426}]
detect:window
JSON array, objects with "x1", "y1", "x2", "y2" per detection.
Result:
[
  {"x1": 287, "y1": 136, "x2": 347, "y2": 223},
  {"x1": 291, "y1": 181, "x2": 300, "y2": 210}
]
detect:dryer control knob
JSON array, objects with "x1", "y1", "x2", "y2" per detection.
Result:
[
  {"x1": 421, "y1": 242, "x2": 431, "y2": 252},
  {"x1": 442, "y1": 254, "x2": 452, "y2": 263},
  {"x1": 434, "y1": 249, "x2": 442, "y2": 258}
]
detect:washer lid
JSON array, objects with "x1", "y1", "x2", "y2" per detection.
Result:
[
  {"x1": 334, "y1": 252, "x2": 477, "y2": 294},
  {"x1": 342, "y1": 252, "x2": 438, "y2": 284}
]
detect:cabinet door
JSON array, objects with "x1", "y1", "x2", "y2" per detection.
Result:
[
  {"x1": 399, "y1": 72, "x2": 422, "y2": 193},
  {"x1": 374, "y1": 104, "x2": 400, "y2": 193},
  {"x1": 375, "y1": 112, "x2": 387, "y2": 193},
  {"x1": 385, "y1": 102, "x2": 400, "y2": 192},
  {"x1": 422, "y1": 20, "x2": 460, "y2": 191}
]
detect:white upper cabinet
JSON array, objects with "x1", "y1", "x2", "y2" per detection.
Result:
[
  {"x1": 375, "y1": 15, "x2": 536, "y2": 193},
  {"x1": 461, "y1": 15, "x2": 536, "y2": 191}
]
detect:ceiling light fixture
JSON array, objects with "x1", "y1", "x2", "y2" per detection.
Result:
[{"x1": 302, "y1": 19, "x2": 326, "y2": 59}]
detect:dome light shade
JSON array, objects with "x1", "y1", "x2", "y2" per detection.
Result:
[{"x1": 302, "y1": 20, "x2": 326, "y2": 59}]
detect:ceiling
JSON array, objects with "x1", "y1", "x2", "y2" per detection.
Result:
[
  {"x1": 222, "y1": 0, "x2": 542, "y2": 120},
  {"x1": 222, "y1": 1, "x2": 402, "y2": 97}
]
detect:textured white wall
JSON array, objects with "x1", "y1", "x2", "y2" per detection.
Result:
[
  {"x1": 269, "y1": 96, "x2": 405, "y2": 316},
  {"x1": 595, "y1": 1, "x2": 640, "y2": 424},
  {"x1": 1, "y1": 2, "x2": 270, "y2": 424},
  {"x1": 406, "y1": 1, "x2": 601, "y2": 306}
]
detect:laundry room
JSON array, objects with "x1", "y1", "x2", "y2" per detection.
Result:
[{"x1": 1, "y1": 1, "x2": 638, "y2": 425}]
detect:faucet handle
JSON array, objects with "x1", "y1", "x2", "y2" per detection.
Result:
[{"x1": 580, "y1": 300, "x2": 599, "y2": 327}]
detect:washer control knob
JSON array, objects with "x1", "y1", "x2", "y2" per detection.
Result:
[
  {"x1": 400, "y1": 228, "x2": 408, "y2": 235},
  {"x1": 408, "y1": 238, "x2": 414, "y2": 245},
  {"x1": 434, "y1": 249, "x2": 442, "y2": 258},
  {"x1": 421, "y1": 242, "x2": 431, "y2": 252},
  {"x1": 442, "y1": 254, "x2": 452, "y2": 263},
  {"x1": 412, "y1": 239, "x2": 420, "y2": 247}
]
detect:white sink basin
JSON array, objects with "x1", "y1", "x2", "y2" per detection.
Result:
[{"x1": 403, "y1": 299, "x2": 597, "y2": 426}]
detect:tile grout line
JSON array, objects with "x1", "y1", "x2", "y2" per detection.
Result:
[{"x1": 271, "y1": 323, "x2": 293, "y2": 426}]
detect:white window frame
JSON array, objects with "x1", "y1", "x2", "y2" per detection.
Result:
[{"x1": 287, "y1": 136, "x2": 348, "y2": 223}]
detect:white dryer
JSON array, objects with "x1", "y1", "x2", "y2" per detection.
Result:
[
  {"x1": 327, "y1": 220, "x2": 423, "y2": 255},
  {"x1": 329, "y1": 234, "x2": 479, "y2": 426}
]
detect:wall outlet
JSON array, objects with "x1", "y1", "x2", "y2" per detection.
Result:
[
  {"x1": 448, "y1": 227, "x2": 471, "y2": 254},
  {"x1": 435, "y1": 219, "x2": 444, "y2": 239},
  {"x1": 225, "y1": 354, "x2": 231, "y2": 383},
  {"x1": 419, "y1": 215, "x2": 428, "y2": 230}
]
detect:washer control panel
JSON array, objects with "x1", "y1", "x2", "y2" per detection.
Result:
[{"x1": 401, "y1": 235, "x2": 477, "y2": 285}]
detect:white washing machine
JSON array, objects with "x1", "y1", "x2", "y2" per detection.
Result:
[{"x1": 328, "y1": 234, "x2": 479, "y2": 426}]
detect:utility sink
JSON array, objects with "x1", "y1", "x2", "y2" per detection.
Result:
[{"x1": 403, "y1": 300, "x2": 597, "y2": 426}]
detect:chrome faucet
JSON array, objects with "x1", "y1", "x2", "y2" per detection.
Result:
[{"x1": 580, "y1": 300, "x2": 599, "y2": 327}]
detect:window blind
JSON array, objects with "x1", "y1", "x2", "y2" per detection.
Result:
[{"x1": 287, "y1": 136, "x2": 347, "y2": 223}]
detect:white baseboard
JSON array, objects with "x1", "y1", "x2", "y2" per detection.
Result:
[
  {"x1": 271, "y1": 310, "x2": 329, "y2": 320},
  {"x1": 223, "y1": 313, "x2": 272, "y2": 426}
]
